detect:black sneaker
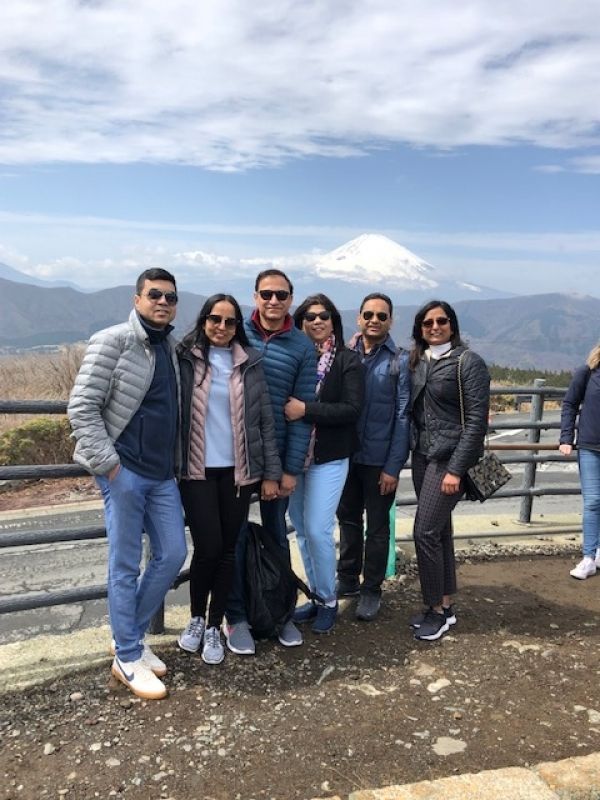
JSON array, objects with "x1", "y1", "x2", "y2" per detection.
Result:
[
  {"x1": 410, "y1": 605, "x2": 456, "y2": 629},
  {"x1": 336, "y1": 578, "x2": 360, "y2": 598},
  {"x1": 355, "y1": 592, "x2": 381, "y2": 621},
  {"x1": 413, "y1": 609, "x2": 450, "y2": 641}
]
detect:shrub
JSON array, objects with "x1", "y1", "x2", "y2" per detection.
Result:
[{"x1": 0, "y1": 417, "x2": 74, "y2": 465}]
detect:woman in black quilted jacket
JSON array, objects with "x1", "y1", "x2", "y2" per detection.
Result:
[{"x1": 408, "y1": 300, "x2": 490, "y2": 642}]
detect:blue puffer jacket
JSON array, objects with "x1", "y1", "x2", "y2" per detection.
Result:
[
  {"x1": 560, "y1": 365, "x2": 600, "y2": 449},
  {"x1": 350, "y1": 334, "x2": 411, "y2": 477},
  {"x1": 244, "y1": 315, "x2": 316, "y2": 475}
]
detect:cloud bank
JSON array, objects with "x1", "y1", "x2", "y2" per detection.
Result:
[{"x1": 1, "y1": 1, "x2": 599, "y2": 169}]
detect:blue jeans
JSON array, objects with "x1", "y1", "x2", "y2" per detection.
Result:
[
  {"x1": 578, "y1": 448, "x2": 600, "y2": 556},
  {"x1": 289, "y1": 459, "x2": 349, "y2": 604},
  {"x1": 226, "y1": 496, "x2": 290, "y2": 625},
  {"x1": 96, "y1": 465, "x2": 187, "y2": 662}
]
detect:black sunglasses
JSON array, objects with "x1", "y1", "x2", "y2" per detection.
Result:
[
  {"x1": 362, "y1": 310, "x2": 389, "y2": 322},
  {"x1": 304, "y1": 311, "x2": 331, "y2": 322},
  {"x1": 206, "y1": 314, "x2": 238, "y2": 328},
  {"x1": 145, "y1": 288, "x2": 178, "y2": 305},
  {"x1": 422, "y1": 316, "x2": 450, "y2": 329},
  {"x1": 258, "y1": 289, "x2": 291, "y2": 301}
]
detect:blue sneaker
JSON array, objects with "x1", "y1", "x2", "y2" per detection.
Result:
[
  {"x1": 293, "y1": 602, "x2": 318, "y2": 624},
  {"x1": 311, "y1": 603, "x2": 338, "y2": 634}
]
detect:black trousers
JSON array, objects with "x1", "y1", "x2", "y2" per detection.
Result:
[
  {"x1": 411, "y1": 452, "x2": 463, "y2": 607},
  {"x1": 179, "y1": 468, "x2": 254, "y2": 629},
  {"x1": 337, "y1": 462, "x2": 396, "y2": 595}
]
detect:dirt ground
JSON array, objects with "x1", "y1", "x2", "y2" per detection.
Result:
[
  {"x1": 1, "y1": 550, "x2": 600, "y2": 800},
  {"x1": 0, "y1": 477, "x2": 99, "y2": 512}
]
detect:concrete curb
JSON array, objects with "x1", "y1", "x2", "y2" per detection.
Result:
[{"x1": 310, "y1": 752, "x2": 600, "y2": 800}]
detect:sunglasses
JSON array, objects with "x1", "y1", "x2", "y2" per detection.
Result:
[
  {"x1": 362, "y1": 310, "x2": 389, "y2": 322},
  {"x1": 304, "y1": 311, "x2": 331, "y2": 322},
  {"x1": 145, "y1": 288, "x2": 178, "y2": 305},
  {"x1": 258, "y1": 289, "x2": 291, "y2": 301},
  {"x1": 422, "y1": 316, "x2": 450, "y2": 328},
  {"x1": 206, "y1": 314, "x2": 238, "y2": 328}
]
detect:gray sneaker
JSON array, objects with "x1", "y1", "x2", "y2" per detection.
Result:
[
  {"x1": 278, "y1": 619, "x2": 303, "y2": 647},
  {"x1": 178, "y1": 616, "x2": 206, "y2": 653},
  {"x1": 224, "y1": 620, "x2": 256, "y2": 655},
  {"x1": 355, "y1": 593, "x2": 381, "y2": 621},
  {"x1": 202, "y1": 627, "x2": 225, "y2": 665}
]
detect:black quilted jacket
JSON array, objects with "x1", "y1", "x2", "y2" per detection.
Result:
[{"x1": 410, "y1": 346, "x2": 490, "y2": 477}]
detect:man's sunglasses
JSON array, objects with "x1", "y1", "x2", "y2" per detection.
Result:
[
  {"x1": 304, "y1": 311, "x2": 331, "y2": 322},
  {"x1": 206, "y1": 314, "x2": 238, "y2": 328},
  {"x1": 258, "y1": 289, "x2": 291, "y2": 301},
  {"x1": 362, "y1": 310, "x2": 389, "y2": 322},
  {"x1": 145, "y1": 288, "x2": 178, "y2": 305},
  {"x1": 422, "y1": 316, "x2": 450, "y2": 328}
]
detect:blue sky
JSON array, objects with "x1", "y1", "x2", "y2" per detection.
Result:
[{"x1": 0, "y1": 0, "x2": 599, "y2": 296}]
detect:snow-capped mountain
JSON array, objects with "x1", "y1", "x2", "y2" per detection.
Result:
[
  {"x1": 314, "y1": 234, "x2": 438, "y2": 290},
  {"x1": 290, "y1": 234, "x2": 513, "y2": 306}
]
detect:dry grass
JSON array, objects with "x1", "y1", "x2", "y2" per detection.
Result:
[{"x1": 0, "y1": 346, "x2": 84, "y2": 433}]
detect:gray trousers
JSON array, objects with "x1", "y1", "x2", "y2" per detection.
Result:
[{"x1": 411, "y1": 452, "x2": 464, "y2": 607}]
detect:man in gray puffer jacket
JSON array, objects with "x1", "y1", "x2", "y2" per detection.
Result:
[{"x1": 68, "y1": 268, "x2": 187, "y2": 701}]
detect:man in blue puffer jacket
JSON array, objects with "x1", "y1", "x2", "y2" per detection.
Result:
[
  {"x1": 224, "y1": 269, "x2": 316, "y2": 655},
  {"x1": 337, "y1": 292, "x2": 411, "y2": 621}
]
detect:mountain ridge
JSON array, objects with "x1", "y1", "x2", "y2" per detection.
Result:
[{"x1": 1, "y1": 276, "x2": 597, "y2": 370}]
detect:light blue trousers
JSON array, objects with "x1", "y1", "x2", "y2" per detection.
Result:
[
  {"x1": 289, "y1": 458, "x2": 349, "y2": 604},
  {"x1": 96, "y1": 466, "x2": 187, "y2": 662},
  {"x1": 578, "y1": 448, "x2": 600, "y2": 556}
]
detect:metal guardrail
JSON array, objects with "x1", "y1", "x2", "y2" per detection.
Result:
[{"x1": 0, "y1": 381, "x2": 579, "y2": 620}]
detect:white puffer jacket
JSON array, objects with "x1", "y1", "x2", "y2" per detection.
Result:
[{"x1": 67, "y1": 309, "x2": 180, "y2": 476}]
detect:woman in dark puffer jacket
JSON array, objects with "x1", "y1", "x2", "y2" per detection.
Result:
[
  {"x1": 408, "y1": 300, "x2": 490, "y2": 642},
  {"x1": 559, "y1": 342, "x2": 600, "y2": 580},
  {"x1": 177, "y1": 294, "x2": 281, "y2": 665}
]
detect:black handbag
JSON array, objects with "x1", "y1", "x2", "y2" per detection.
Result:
[{"x1": 458, "y1": 352, "x2": 511, "y2": 502}]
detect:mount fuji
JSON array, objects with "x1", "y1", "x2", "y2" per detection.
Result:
[{"x1": 288, "y1": 234, "x2": 514, "y2": 307}]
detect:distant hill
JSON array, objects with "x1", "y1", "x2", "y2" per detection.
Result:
[
  {"x1": 1, "y1": 276, "x2": 598, "y2": 370},
  {"x1": 0, "y1": 261, "x2": 82, "y2": 290}
]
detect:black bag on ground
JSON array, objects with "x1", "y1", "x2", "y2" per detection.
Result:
[{"x1": 244, "y1": 521, "x2": 323, "y2": 638}]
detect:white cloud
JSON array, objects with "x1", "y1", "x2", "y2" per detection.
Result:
[
  {"x1": 0, "y1": 1, "x2": 599, "y2": 168},
  {"x1": 569, "y1": 154, "x2": 600, "y2": 173}
]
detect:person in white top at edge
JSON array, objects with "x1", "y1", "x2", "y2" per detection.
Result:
[{"x1": 68, "y1": 268, "x2": 187, "y2": 700}]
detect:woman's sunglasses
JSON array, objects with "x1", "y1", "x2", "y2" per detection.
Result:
[
  {"x1": 362, "y1": 310, "x2": 389, "y2": 322},
  {"x1": 145, "y1": 288, "x2": 178, "y2": 305},
  {"x1": 206, "y1": 314, "x2": 238, "y2": 328},
  {"x1": 258, "y1": 289, "x2": 291, "y2": 301},
  {"x1": 421, "y1": 316, "x2": 450, "y2": 329},
  {"x1": 304, "y1": 311, "x2": 332, "y2": 322}
]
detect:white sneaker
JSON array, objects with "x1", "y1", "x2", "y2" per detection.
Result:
[
  {"x1": 570, "y1": 557, "x2": 597, "y2": 580},
  {"x1": 109, "y1": 639, "x2": 167, "y2": 676},
  {"x1": 202, "y1": 627, "x2": 225, "y2": 665},
  {"x1": 111, "y1": 656, "x2": 167, "y2": 700},
  {"x1": 178, "y1": 616, "x2": 206, "y2": 653},
  {"x1": 595, "y1": 548, "x2": 600, "y2": 568},
  {"x1": 141, "y1": 643, "x2": 167, "y2": 677}
]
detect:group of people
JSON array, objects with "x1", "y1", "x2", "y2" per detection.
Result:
[{"x1": 68, "y1": 265, "x2": 493, "y2": 700}]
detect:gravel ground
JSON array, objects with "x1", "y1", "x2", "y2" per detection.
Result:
[{"x1": 2, "y1": 544, "x2": 600, "y2": 800}]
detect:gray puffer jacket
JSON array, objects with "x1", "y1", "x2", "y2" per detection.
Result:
[
  {"x1": 178, "y1": 341, "x2": 282, "y2": 486},
  {"x1": 410, "y1": 346, "x2": 490, "y2": 477},
  {"x1": 67, "y1": 309, "x2": 180, "y2": 476}
]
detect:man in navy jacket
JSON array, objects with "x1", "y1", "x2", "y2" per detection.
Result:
[
  {"x1": 337, "y1": 293, "x2": 411, "y2": 621},
  {"x1": 225, "y1": 269, "x2": 316, "y2": 654}
]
